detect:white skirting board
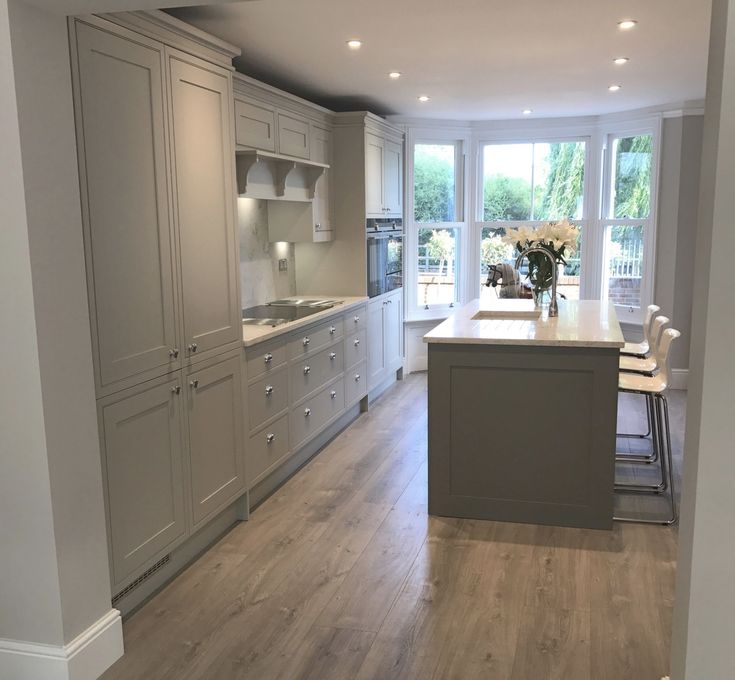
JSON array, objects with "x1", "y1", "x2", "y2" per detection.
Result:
[
  {"x1": 670, "y1": 368, "x2": 689, "y2": 390},
  {"x1": 0, "y1": 609, "x2": 123, "y2": 680}
]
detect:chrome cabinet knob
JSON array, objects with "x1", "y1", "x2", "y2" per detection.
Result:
[
  {"x1": 302, "y1": 337, "x2": 310, "y2": 347},
  {"x1": 354, "y1": 315, "x2": 360, "y2": 323},
  {"x1": 329, "y1": 326, "x2": 336, "y2": 335},
  {"x1": 188, "y1": 342, "x2": 198, "y2": 353},
  {"x1": 354, "y1": 338, "x2": 360, "y2": 347},
  {"x1": 315, "y1": 223, "x2": 321, "y2": 230},
  {"x1": 171, "y1": 385, "x2": 181, "y2": 395},
  {"x1": 264, "y1": 352, "x2": 273, "y2": 364},
  {"x1": 169, "y1": 348, "x2": 179, "y2": 359},
  {"x1": 330, "y1": 390, "x2": 337, "y2": 399},
  {"x1": 355, "y1": 374, "x2": 361, "y2": 382},
  {"x1": 189, "y1": 379, "x2": 199, "y2": 389},
  {"x1": 265, "y1": 385, "x2": 274, "y2": 396},
  {"x1": 303, "y1": 365, "x2": 311, "y2": 375},
  {"x1": 329, "y1": 352, "x2": 336, "y2": 360},
  {"x1": 266, "y1": 433, "x2": 275, "y2": 444},
  {"x1": 304, "y1": 408, "x2": 311, "y2": 417}
]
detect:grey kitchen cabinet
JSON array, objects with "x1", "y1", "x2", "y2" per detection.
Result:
[
  {"x1": 73, "y1": 23, "x2": 180, "y2": 390},
  {"x1": 99, "y1": 376, "x2": 187, "y2": 589},
  {"x1": 186, "y1": 352, "x2": 245, "y2": 528},
  {"x1": 168, "y1": 50, "x2": 241, "y2": 360},
  {"x1": 383, "y1": 139, "x2": 403, "y2": 217},
  {"x1": 367, "y1": 289, "x2": 403, "y2": 391},
  {"x1": 277, "y1": 111, "x2": 310, "y2": 159},
  {"x1": 234, "y1": 98, "x2": 276, "y2": 151},
  {"x1": 365, "y1": 132, "x2": 403, "y2": 218}
]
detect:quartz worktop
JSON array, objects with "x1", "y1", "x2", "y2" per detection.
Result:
[
  {"x1": 242, "y1": 296, "x2": 369, "y2": 347},
  {"x1": 423, "y1": 298, "x2": 625, "y2": 349}
]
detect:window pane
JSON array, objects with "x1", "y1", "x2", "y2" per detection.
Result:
[
  {"x1": 533, "y1": 142, "x2": 586, "y2": 220},
  {"x1": 483, "y1": 143, "x2": 532, "y2": 220},
  {"x1": 417, "y1": 227, "x2": 459, "y2": 306},
  {"x1": 604, "y1": 225, "x2": 644, "y2": 307},
  {"x1": 414, "y1": 144, "x2": 457, "y2": 222},
  {"x1": 558, "y1": 228, "x2": 581, "y2": 301},
  {"x1": 611, "y1": 135, "x2": 652, "y2": 219}
]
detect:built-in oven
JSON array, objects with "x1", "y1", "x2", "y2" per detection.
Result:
[{"x1": 367, "y1": 218, "x2": 403, "y2": 298}]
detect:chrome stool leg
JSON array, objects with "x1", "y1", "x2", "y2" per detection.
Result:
[
  {"x1": 618, "y1": 391, "x2": 652, "y2": 439},
  {"x1": 616, "y1": 393, "x2": 658, "y2": 464}
]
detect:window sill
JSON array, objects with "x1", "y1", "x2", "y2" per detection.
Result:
[{"x1": 405, "y1": 308, "x2": 455, "y2": 325}]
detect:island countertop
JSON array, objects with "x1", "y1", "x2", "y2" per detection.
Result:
[{"x1": 423, "y1": 298, "x2": 625, "y2": 349}]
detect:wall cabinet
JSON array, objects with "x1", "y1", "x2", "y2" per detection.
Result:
[
  {"x1": 367, "y1": 289, "x2": 403, "y2": 391},
  {"x1": 234, "y1": 99, "x2": 276, "y2": 151},
  {"x1": 365, "y1": 132, "x2": 403, "y2": 218}
]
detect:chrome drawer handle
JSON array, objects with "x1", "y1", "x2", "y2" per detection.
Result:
[
  {"x1": 265, "y1": 385, "x2": 274, "y2": 396},
  {"x1": 329, "y1": 326, "x2": 336, "y2": 335},
  {"x1": 169, "y1": 348, "x2": 179, "y2": 359},
  {"x1": 189, "y1": 379, "x2": 199, "y2": 389},
  {"x1": 264, "y1": 352, "x2": 273, "y2": 364},
  {"x1": 330, "y1": 390, "x2": 337, "y2": 399},
  {"x1": 354, "y1": 338, "x2": 360, "y2": 347},
  {"x1": 171, "y1": 385, "x2": 181, "y2": 395},
  {"x1": 354, "y1": 374, "x2": 361, "y2": 382},
  {"x1": 302, "y1": 337, "x2": 310, "y2": 347},
  {"x1": 354, "y1": 315, "x2": 360, "y2": 323},
  {"x1": 266, "y1": 433, "x2": 275, "y2": 444},
  {"x1": 304, "y1": 408, "x2": 311, "y2": 417},
  {"x1": 303, "y1": 366, "x2": 311, "y2": 375},
  {"x1": 188, "y1": 342, "x2": 198, "y2": 353},
  {"x1": 329, "y1": 352, "x2": 336, "y2": 360}
]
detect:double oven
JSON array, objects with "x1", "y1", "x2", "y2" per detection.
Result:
[{"x1": 366, "y1": 218, "x2": 403, "y2": 298}]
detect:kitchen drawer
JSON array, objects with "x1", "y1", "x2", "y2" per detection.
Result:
[
  {"x1": 246, "y1": 339, "x2": 287, "y2": 381},
  {"x1": 247, "y1": 415, "x2": 290, "y2": 487},
  {"x1": 344, "y1": 328, "x2": 367, "y2": 369},
  {"x1": 248, "y1": 367, "x2": 288, "y2": 432},
  {"x1": 291, "y1": 343, "x2": 344, "y2": 404},
  {"x1": 344, "y1": 360, "x2": 367, "y2": 407},
  {"x1": 288, "y1": 318, "x2": 343, "y2": 359},
  {"x1": 345, "y1": 305, "x2": 367, "y2": 332},
  {"x1": 290, "y1": 379, "x2": 344, "y2": 449},
  {"x1": 235, "y1": 99, "x2": 276, "y2": 152}
]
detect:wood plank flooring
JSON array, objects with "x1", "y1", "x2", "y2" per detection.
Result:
[{"x1": 102, "y1": 373, "x2": 684, "y2": 680}]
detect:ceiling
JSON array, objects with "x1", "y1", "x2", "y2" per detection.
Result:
[{"x1": 168, "y1": 0, "x2": 711, "y2": 120}]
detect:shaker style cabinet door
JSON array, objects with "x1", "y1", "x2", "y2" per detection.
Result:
[
  {"x1": 100, "y1": 378, "x2": 187, "y2": 587},
  {"x1": 383, "y1": 139, "x2": 403, "y2": 217},
  {"x1": 365, "y1": 132, "x2": 385, "y2": 217},
  {"x1": 186, "y1": 355, "x2": 245, "y2": 527},
  {"x1": 168, "y1": 52, "x2": 240, "y2": 359},
  {"x1": 384, "y1": 290, "x2": 403, "y2": 373},
  {"x1": 74, "y1": 23, "x2": 179, "y2": 388},
  {"x1": 367, "y1": 297, "x2": 386, "y2": 390}
]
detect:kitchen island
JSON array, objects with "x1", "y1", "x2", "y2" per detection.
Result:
[{"x1": 424, "y1": 298, "x2": 625, "y2": 530}]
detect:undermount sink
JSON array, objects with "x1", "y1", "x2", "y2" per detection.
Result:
[{"x1": 472, "y1": 309, "x2": 541, "y2": 320}]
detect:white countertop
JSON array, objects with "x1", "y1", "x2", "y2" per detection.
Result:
[
  {"x1": 423, "y1": 298, "x2": 625, "y2": 348},
  {"x1": 242, "y1": 296, "x2": 368, "y2": 348}
]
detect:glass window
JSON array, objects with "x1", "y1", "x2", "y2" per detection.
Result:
[
  {"x1": 603, "y1": 225, "x2": 644, "y2": 307},
  {"x1": 417, "y1": 227, "x2": 460, "y2": 307},
  {"x1": 482, "y1": 141, "x2": 585, "y2": 221},
  {"x1": 610, "y1": 135, "x2": 653, "y2": 219},
  {"x1": 414, "y1": 143, "x2": 458, "y2": 223}
]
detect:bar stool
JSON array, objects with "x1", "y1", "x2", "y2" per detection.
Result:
[
  {"x1": 614, "y1": 328, "x2": 680, "y2": 525},
  {"x1": 617, "y1": 315, "x2": 670, "y2": 451},
  {"x1": 621, "y1": 304, "x2": 660, "y2": 358}
]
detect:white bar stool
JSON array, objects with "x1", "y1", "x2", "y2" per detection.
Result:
[
  {"x1": 621, "y1": 304, "x2": 660, "y2": 358},
  {"x1": 614, "y1": 328, "x2": 681, "y2": 525}
]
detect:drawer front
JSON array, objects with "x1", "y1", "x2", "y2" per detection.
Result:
[
  {"x1": 247, "y1": 415, "x2": 290, "y2": 487},
  {"x1": 345, "y1": 305, "x2": 367, "y2": 332},
  {"x1": 291, "y1": 344, "x2": 344, "y2": 403},
  {"x1": 248, "y1": 368, "x2": 289, "y2": 431},
  {"x1": 277, "y1": 111, "x2": 310, "y2": 159},
  {"x1": 345, "y1": 361, "x2": 367, "y2": 407},
  {"x1": 290, "y1": 380, "x2": 345, "y2": 449},
  {"x1": 288, "y1": 318, "x2": 343, "y2": 359},
  {"x1": 235, "y1": 99, "x2": 276, "y2": 152},
  {"x1": 246, "y1": 340, "x2": 287, "y2": 381},
  {"x1": 344, "y1": 328, "x2": 367, "y2": 369}
]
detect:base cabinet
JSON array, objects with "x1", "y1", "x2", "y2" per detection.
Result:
[{"x1": 367, "y1": 290, "x2": 403, "y2": 391}]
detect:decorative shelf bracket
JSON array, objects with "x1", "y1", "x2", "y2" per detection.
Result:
[{"x1": 236, "y1": 149, "x2": 329, "y2": 197}]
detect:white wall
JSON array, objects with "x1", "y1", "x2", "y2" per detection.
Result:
[{"x1": 671, "y1": 0, "x2": 735, "y2": 676}]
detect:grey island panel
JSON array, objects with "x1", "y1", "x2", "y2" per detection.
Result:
[{"x1": 428, "y1": 342, "x2": 619, "y2": 530}]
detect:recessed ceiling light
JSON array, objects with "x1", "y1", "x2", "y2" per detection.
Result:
[
  {"x1": 617, "y1": 20, "x2": 637, "y2": 30},
  {"x1": 608, "y1": 84, "x2": 622, "y2": 92},
  {"x1": 418, "y1": 95, "x2": 430, "y2": 102},
  {"x1": 613, "y1": 57, "x2": 630, "y2": 65},
  {"x1": 388, "y1": 71, "x2": 402, "y2": 79},
  {"x1": 522, "y1": 109, "x2": 533, "y2": 115},
  {"x1": 346, "y1": 39, "x2": 362, "y2": 49}
]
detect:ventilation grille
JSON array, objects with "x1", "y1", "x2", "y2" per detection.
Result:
[{"x1": 112, "y1": 554, "x2": 171, "y2": 606}]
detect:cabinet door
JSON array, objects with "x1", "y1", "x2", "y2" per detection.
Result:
[
  {"x1": 310, "y1": 123, "x2": 332, "y2": 165},
  {"x1": 384, "y1": 291, "x2": 403, "y2": 373},
  {"x1": 168, "y1": 52, "x2": 240, "y2": 358},
  {"x1": 312, "y1": 172, "x2": 333, "y2": 240},
  {"x1": 74, "y1": 23, "x2": 179, "y2": 387},
  {"x1": 367, "y1": 297, "x2": 386, "y2": 390},
  {"x1": 234, "y1": 99, "x2": 276, "y2": 151},
  {"x1": 186, "y1": 355, "x2": 245, "y2": 527},
  {"x1": 383, "y1": 139, "x2": 403, "y2": 217},
  {"x1": 277, "y1": 111, "x2": 310, "y2": 159},
  {"x1": 365, "y1": 133, "x2": 385, "y2": 216},
  {"x1": 101, "y1": 378, "x2": 186, "y2": 586}
]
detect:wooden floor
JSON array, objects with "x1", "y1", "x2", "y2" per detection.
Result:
[{"x1": 102, "y1": 373, "x2": 685, "y2": 680}]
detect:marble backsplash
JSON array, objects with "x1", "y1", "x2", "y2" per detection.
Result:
[{"x1": 238, "y1": 197, "x2": 296, "y2": 309}]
